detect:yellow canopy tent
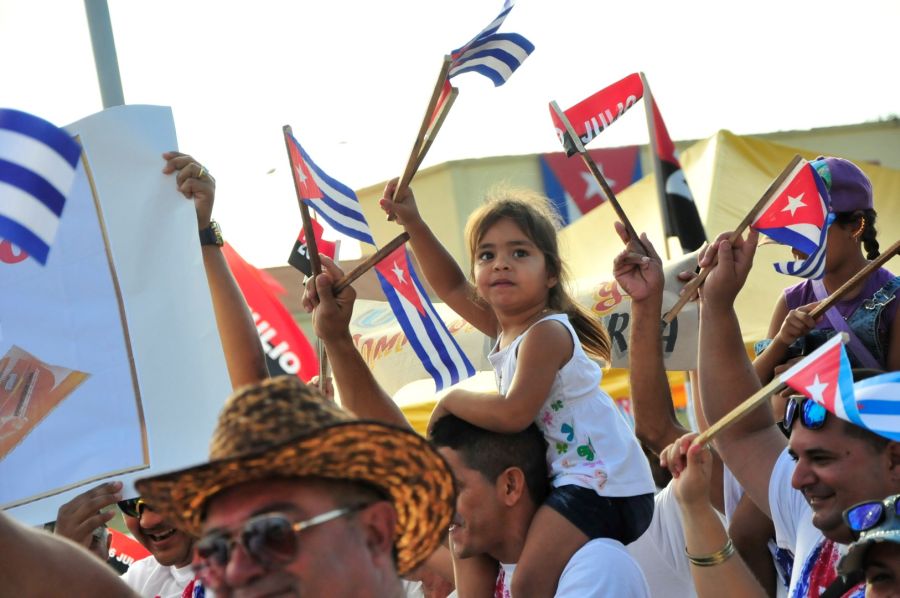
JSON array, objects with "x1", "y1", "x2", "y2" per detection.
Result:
[{"x1": 345, "y1": 130, "x2": 900, "y2": 435}]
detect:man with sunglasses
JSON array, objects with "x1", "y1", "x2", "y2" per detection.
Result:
[
  {"x1": 694, "y1": 227, "x2": 900, "y2": 597},
  {"x1": 134, "y1": 376, "x2": 455, "y2": 598}
]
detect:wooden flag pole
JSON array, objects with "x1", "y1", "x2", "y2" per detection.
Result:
[
  {"x1": 414, "y1": 85, "x2": 459, "y2": 173},
  {"x1": 808, "y1": 238, "x2": 900, "y2": 319},
  {"x1": 333, "y1": 232, "x2": 410, "y2": 294},
  {"x1": 663, "y1": 154, "x2": 805, "y2": 324},
  {"x1": 639, "y1": 72, "x2": 673, "y2": 261},
  {"x1": 694, "y1": 377, "x2": 786, "y2": 446},
  {"x1": 391, "y1": 56, "x2": 454, "y2": 206},
  {"x1": 282, "y1": 124, "x2": 327, "y2": 390},
  {"x1": 549, "y1": 100, "x2": 649, "y2": 255}
]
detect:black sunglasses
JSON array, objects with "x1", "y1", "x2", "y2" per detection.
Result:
[
  {"x1": 117, "y1": 497, "x2": 150, "y2": 519},
  {"x1": 194, "y1": 507, "x2": 364, "y2": 577},
  {"x1": 844, "y1": 495, "x2": 900, "y2": 539},
  {"x1": 784, "y1": 396, "x2": 828, "y2": 431}
]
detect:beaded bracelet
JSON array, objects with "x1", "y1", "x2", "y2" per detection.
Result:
[{"x1": 685, "y1": 538, "x2": 736, "y2": 567}]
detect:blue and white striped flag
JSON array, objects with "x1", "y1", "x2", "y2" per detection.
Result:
[
  {"x1": 285, "y1": 131, "x2": 375, "y2": 246},
  {"x1": 375, "y1": 245, "x2": 476, "y2": 391},
  {"x1": 0, "y1": 109, "x2": 80, "y2": 265},
  {"x1": 449, "y1": 0, "x2": 534, "y2": 87},
  {"x1": 854, "y1": 372, "x2": 900, "y2": 442}
]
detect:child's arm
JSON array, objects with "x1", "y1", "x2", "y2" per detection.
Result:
[
  {"x1": 380, "y1": 178, "x2": 498, "y2": 336},
  {"x1": 752, "y1": 296, "x2": 818, "y2": 383},
  {"x1": 434, "y1": 320, "x2": 571, "y2": 433}
]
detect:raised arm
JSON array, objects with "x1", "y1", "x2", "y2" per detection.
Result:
[
  {"x1": 380, "y1": 178, "x2": 497, "y2": 336},
  {"x1": 663, "y1": 433, "x2": 766, "y2": 598},
  {"x1": 697, "y1": 230, "x2": 786, "y2": 516},
  {"x1": 302, "y1": 256, "x2": 409, "y2": 429},
  {"x1": 612, "y1": 222, "x2": 687, "y2": 453},
  {"x1": 752, "y1": 295, "x2": 818, "y2": 384},
  {"x1": 0, "y1": 511, "x2": 137, "y2": 597},
  {"x1": 162, "y1": 152, "x2": 268, "y2": 388}
]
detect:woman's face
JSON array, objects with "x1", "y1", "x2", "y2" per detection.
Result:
[{"x1": 864, "y1": 542, "x2": 900, "y2": 598}]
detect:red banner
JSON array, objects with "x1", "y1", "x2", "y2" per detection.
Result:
[{"x1": 222, "y1": 243, "x2": 318, "y2": 381}]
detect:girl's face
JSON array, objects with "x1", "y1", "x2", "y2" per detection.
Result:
[
  {"x1": 864, "y1": 542, "x2": 900, "y2": 598},
  {"x1": 792, "y1": 219, "x2": 860, "y2": 272},
  {"x1": 472, "y1": 217, "x2": 557, "y2": 314}
]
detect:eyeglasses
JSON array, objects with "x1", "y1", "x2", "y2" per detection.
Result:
[
  {"x1": 784, "y1": 396, "x2": 828, "y2": 431},
  {"x1": 117, "y1": 497, "x2": 150, "y2": 519},
  {"x1": 843, "y1": 495, "x2": 900, "y2": 539},
  {"x1": 194, "y1": 506, "x2": 363, "y2": 576}
]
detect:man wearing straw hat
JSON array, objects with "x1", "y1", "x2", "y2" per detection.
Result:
[
  {"x1": 693, "y1": 220, "x2": 900, "y2": 597},
  {"x1": 135, "y1": 376, "x2": 455, "y2": 597}
]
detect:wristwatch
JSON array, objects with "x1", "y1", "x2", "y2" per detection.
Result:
[{"x1": 199, "y1": 220, "x2": 223, "y2": 247}]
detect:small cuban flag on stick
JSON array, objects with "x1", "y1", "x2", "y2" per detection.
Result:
[
  {"x1": 692, "y1": 333, "x2": 850, "y2": 446},
  {"x1": 664, "y1": 154, "x2": 806, "y2": 324},
  {"x1": 0, "y1": 109, "x2": 81, "y2": 265},
  {"x1": 374, "y1": 244, "x2": 476, "y2": 391},
  {"x1": 751, "y1": 159, "x2": 834, "y2": 280}
]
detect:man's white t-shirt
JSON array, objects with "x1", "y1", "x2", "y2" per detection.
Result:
[
  {"x1": 768, "y1": 450, "x2": 864, "y2": 598},
  {"x1": 626, "y1": 483, "x2": 696, "y2": 598},
  {"x1": 490, "y1": 538, "x2": 651, "y2": 597},
  {"x1": 121, "y1": 556, "x2": 203, "y2": 597}
]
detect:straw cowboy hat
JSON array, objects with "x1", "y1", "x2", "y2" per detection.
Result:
[{"x1": 135, "y1": 376, "x2": 455, "y2": 575}]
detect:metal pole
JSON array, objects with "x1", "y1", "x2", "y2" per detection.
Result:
[{"x1": 83, "y1": 0, "x2": 125, "y2": 108}]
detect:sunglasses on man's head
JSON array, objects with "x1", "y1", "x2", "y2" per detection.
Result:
[
  {"x1": 117, "y1": 497, "x2": 150, "y2": 519},
  {"x1": 843, "y1": 495, "x2": 900, "y2": 539},
  {"x1": 784, "y1": 396, "x2": 828, "y2": 432},
  {"x1": 194, "y1": 506, "x2": 364, "y2": 578}
]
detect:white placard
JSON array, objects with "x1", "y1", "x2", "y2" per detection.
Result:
[{"x1": 0, "y1": 105, "x2": 230, "y2": 524}]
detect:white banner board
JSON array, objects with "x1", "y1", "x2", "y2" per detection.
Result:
[{"x1": 0, "y1": 106, "x2": 230, "y2": 524}]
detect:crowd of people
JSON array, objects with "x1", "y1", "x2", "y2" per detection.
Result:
[{"x1": 0, "y1": 153, "x2": 897, "y2": 598}]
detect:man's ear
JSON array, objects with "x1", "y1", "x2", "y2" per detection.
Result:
[
  {"x1": 887, "y1": 442, "x2": 900, "y2": 487},
  {"x1": 495, "y1": 467, "x2": 527, "y2": 507},
  {"x1": 357, "y1": 501, "x2": 398, "y2": 565}
]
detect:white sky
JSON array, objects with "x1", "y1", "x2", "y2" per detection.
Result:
[{"x1": 2, "y1": 0, "x2": 898, "y2": 266}]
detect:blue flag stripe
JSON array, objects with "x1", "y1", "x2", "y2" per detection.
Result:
[
  {"x1": 304, "y1": 198, "x2": 375, "y2": 245},
  {"x1": 376, "y1": 273, "x2": 450, "y2": 388},
  {"x1": 0, "y1": 109, "x2": 80, "y2": 166},
  {"x1": 0, "y1": 158, "x2": 66, "y2": 216},
  {"x1": 0, "y1": 129, "x2": 81, "y2": 197},
  {"x1": 410, "y1": 266, "x2": 476, "y2": 383},
  {"x1": 857, "y1": 400, "x2": 900, "y2": 416},
  {"x1": 0, "y1": 214, "x2": 49, "y2": 263}
]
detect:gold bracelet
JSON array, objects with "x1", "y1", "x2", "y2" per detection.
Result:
[{"x1": 685, "y1": 538, "x2": 736, "y2": 567}]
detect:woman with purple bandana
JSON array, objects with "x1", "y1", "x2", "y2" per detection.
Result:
[{"x1": 754, "y1": 156, "x2": 900, "y2": 384}]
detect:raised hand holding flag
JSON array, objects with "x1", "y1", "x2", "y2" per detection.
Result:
[{"x1": 0, "y1": 109, "x2": 81, "y2": 265}]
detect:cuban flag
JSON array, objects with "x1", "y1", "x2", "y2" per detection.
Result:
[
  {"x1": 854, "y1": 372, "x2": 900, "y2": 442},
  {"x1": 448, "y1": 0, "x2": 534, "y2": 87},
  {"x1": 751, "y1": 160, "x2": 834, "y2": 279},
  {"x1": 549, "y1": 73, "x2": 644, "y2": 156},
  {"x1": 284, "y1": 131, "x2": 375, "y2": 246},
  {"x1": 0, "y1": 109, "x2": 81, "y2": 265},
  {"x1": 375, "y1": 245, "x2": 476, "y2": 391},
  {"x1": 780, "y1": 334, "x2": 861, "y2": 428}
]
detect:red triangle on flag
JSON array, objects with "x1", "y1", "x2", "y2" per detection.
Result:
[
  {"x1": 754, "y1": 164, "x2": 826, "y2": 230},
  {"x1": 375, "y1": 246, "x2": 427, "y2": 316},
  {"x1": 782, "y1": 340, "x2": 842, "y2": 413},
  {"x1": 286, "y1": 137, "x2": 323, "y2": 200}
]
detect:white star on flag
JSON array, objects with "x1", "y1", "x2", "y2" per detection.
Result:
[
  {"x1": 806, "y1": 374, "x2": 829, "y2": 404},
  {"x1": 391, "y1": 261, "x2": 407, "y2": 284},
  {"x1": 296, "y1": 165, "x2": 308, "y2": 184},
  {"x1": 580, "y1": 169, "x2": 611, "y2": 202},
  {"x1": 781, "y1": 192, "x2": 807, "y2": 217}
]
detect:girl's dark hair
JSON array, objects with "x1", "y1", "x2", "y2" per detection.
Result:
[
  {"x1": 465, "y1": 186, "x2": 611, "y2": 362},
  {"x1": 834, "y1": 209, "x2": 879, "y2": 259}
]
